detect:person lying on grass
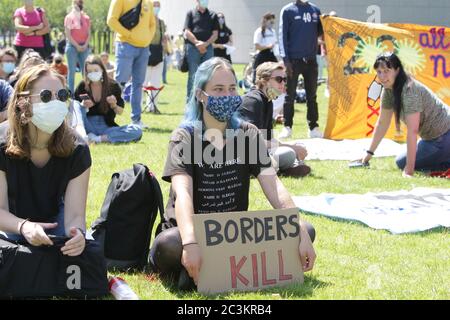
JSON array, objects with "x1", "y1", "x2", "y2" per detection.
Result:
[
  {"x1": 362, "y1": 52, "x2": 450, "y2": 177},
  {"x1": 149, "y1": 57, "x2": 316, "y2": 290}
]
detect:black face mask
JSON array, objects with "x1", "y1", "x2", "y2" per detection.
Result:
[{"x1": 78, "y1": 3, "x2": 83, "y2": 11}]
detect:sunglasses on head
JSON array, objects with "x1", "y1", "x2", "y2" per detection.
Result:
[
  {"x1": 27, "y1": 89, "x2": 71, "y2": 103},
  {"x1": 271, "y1": 76, "x2": 287, "y2": 84}
]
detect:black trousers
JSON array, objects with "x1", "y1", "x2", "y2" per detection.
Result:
[
  {"x1": 283, "y1": 58, "x2": 319, "y2": 130},
  {"x1": 149, "y1": 221, "x2": 316, "y2": 284}
]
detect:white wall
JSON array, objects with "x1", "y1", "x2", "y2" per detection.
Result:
[{"x1": 159, "y1": 0, "x2": 450, "y2": 64}]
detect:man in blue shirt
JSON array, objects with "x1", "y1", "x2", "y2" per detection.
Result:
[
  {"x1": 279, "y1": 0, "x2": 323, "y2": 139},
  {"x1": 0, "y1": 79, "x2": 13, "y2": 122}
]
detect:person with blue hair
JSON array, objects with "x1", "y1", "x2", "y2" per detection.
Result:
[{"x1": 149, "y1": 57, "x2": 316, "y2": 290}]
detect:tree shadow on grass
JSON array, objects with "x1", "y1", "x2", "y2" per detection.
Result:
[{"x1": 157, "y1": 274, "x2": 330, "y2": 300}]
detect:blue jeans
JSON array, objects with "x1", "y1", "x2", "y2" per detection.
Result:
[
  {"x1": 186, "y1": 43, "x2": 214, "y2": 101},
  {"x1": 1, "y1": 203, "x2": 66, "y2": 242},
  {"x1": 114, "y1": 42, "x2": 150, "y2": 123},
  {"x1": 75, "y1": 102, "x2": 142, "y2": 143},
  {"x1": 66, "y1": 43, "x2": 90, "y2": 94},
  {"x1": 396, "y1": 129, "x2": 450, "y2": 171}
]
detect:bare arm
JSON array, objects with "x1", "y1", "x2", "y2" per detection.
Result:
[
  {"x1": 60, "y1": 167, "x2": 90, "y2": 256},
  {"x1": 0, "y1": 170, "x2": 21, "y2": 233},
  {"x1": 255, "y1": 43, "x2": 273, "y2": 51},
  {"x1": 35, "y1": 12, "x2": 50, "y2": 35},
  {"x1": 65, "y1": 26, "x2": 80, "y2": 49},
  {"x1": 403, "y1": 112, "x2": 420, "y2": 176},
  {"x1": 184, "y1": 29, "x2": 198, "y2": 45},
  {"x1": 172, "y1": 173, "x2": 202, "y2": 284},
  {"x1": 0, "y1": 170, "x2": 55, "y2": 246},
  {"x1": 63, "y1": 168, "x2": 90, "y2": 234},
  {"x1": 14, "y1": 16, "x2": 41, "y2": 34},
  {"x1": 363, "y1": 106, "x2": 394, "y2": 162}
]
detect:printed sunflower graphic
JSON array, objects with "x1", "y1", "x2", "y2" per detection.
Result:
[{"x1": 394, "y1": 38, "x2": 426, "y2": 74}]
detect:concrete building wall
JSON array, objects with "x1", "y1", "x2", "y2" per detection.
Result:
[{"x1": 159, "y1": 0, "x2": 450, "y2": 63}]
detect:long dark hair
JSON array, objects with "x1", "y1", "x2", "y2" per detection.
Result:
[
  {"x1": 373, "y1": 52, "x2": 408, "y2": 127},
  {"x1": 217, "y1": 12, "x2": 229, "y2": 31},
  {"x1": 261, "y1": 12, "x2": 275, "y2": 38},
  {"x1": 83, "y1": 55, "x2": 110, "y2": 114}
]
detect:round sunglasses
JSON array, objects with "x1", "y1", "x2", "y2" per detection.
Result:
[
  {"x1": 27, "y1": 89, "x2": 71, "y2": 103},
  {"x1": 271, "y1": 76, "x2": 287, "y2": 84}
]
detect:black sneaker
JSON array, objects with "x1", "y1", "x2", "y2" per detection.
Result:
[{"x1": 177, "y1": 268, "x2": 196, "y2": 291}]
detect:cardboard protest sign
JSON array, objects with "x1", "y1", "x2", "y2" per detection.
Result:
[{"x1": 193, "y1": 208, "x2": 303, "y2": 294}]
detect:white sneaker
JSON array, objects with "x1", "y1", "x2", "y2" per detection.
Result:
[
  {"x1": 309, "y1": 127, "x2": 323, "y2": 138},
  {"x1": 87, "y1": 133, "x2": 102, "y2": 143},
  {"x1": 132, "y1": 120, "x2": 149, "y2": 130},
  {"x1": 278, "y1": 126, "x2": 292, "y2": 139}
]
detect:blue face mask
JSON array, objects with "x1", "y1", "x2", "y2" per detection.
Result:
[
  {"x1": 199, "y1": 0, "x2": 208, "y2": 8},
  {"x1": 202, "y1": 91, "x2": 242, "y2": 123},
  {"x1": 153, "y1": 7, "x2": 160, "y2": 16},
  {"x1": 2, "y1": 62, "x2": 15, "y2": 74}
]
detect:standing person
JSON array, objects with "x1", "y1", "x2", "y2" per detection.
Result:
[
  {"x1": 107, "y1": 0, "x2": 156, "y2": 130},
  {"x1": 252, "y1": 12, "x2": 279, "y2": 84},
  {"x1": 279, "y1": 0, "x2": 323, "y2": 139},
  {"x1": 184, "y1": 0, "x2": 220, "y2": 100},
  {"x1": 0, "y1": 48, "x2": 18, "y2": 82},
  {"x1": 13, "y1": 0, "x2": 50, "y2": 59},
  {"x1": 0, "y1": 64, "x2": 89, "y2": 255},
  {"x1": 213, "y1": 13, "x2": 233, "y2": 63},
  {"x1": 239, "y1": 62, "x2": 311, "y2": 177},
  {"x1": 73, "y1": 55, "x2": 142, "y2": 144},
  {"x1": 64, "y1": 0, "x2": 91, "y2": 95},
  {"x1": 149, "y1": 57, "x2": 316, "y2": 289},
  {"x1": 144, "y1": 1, "x2": 167, "y2": 110},
  {"x1": 360, "y1": 52, "x2": 450, "y2": 176}
]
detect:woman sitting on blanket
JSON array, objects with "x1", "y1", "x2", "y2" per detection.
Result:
[
  {"x1": 149, "y1": 57, "x2": 316, "y2": 290},
  {"x1": 362, "y1": 52, "x2": 450, "y2": 177}
]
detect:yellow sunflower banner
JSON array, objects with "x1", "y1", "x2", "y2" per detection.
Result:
[{"x1": 322, "y1": 16, "x2": 450, "y2": 141}]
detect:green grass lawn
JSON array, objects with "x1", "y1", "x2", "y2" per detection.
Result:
[{"x1": 77, "y1": 64, "x2": 449, "y2": 300}]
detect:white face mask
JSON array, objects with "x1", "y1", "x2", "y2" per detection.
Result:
[
  {"x1": 31, "y1": 100, "x2": 68, "y2": 134},
  {"x1": 87, "y1": 71, "x2": 103, "y2": 82}
]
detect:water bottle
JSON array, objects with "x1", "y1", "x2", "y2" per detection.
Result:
[{"x1": 109, "y1": 277, "x2": 139, "y2": 300}]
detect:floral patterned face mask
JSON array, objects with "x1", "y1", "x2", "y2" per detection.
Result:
[{"x1": 201, "y1": 91, "x2": 242, "y2": 122}]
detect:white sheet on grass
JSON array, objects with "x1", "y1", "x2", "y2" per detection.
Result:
[
  {"x1": 293, "y1": 188, "x2": 450, "y2": 234},
  {"x1": 286, "y1": 138, "x2": 403, "y2": 161}
]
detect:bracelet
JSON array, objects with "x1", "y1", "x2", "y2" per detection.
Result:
[
  {"x1": 19, "y1": 219, "x2": 30, "y2": 236},
  {"x1": 366, "y1": 150, "x2": 375, "y2": 156},
  {"x1": 77, "y1": 228, "x2": 86, "y2": 238},
  {"x1": 182, "y1": 242, "x2": 198, "y2": 248}
]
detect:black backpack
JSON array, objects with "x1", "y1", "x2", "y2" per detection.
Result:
[{"x1": 90, "y1": 163, "x2": 164, "y2": 272}]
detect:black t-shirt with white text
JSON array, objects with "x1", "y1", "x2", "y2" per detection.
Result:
[{"x1": 162, "y1": 125, "x2": 271, "y2": 224}]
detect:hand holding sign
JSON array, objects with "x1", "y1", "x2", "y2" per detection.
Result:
[{"x1": 182, "y1": 243, "x2": 203, "y2": 285}]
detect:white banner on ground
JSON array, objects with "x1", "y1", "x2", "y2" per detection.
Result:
[
  {"x1": 293, "y1": 188, "x2": 450, "y2": 234},
  {"x1": 287, "y1": 138, "x2": 403, "y2": 161}
]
